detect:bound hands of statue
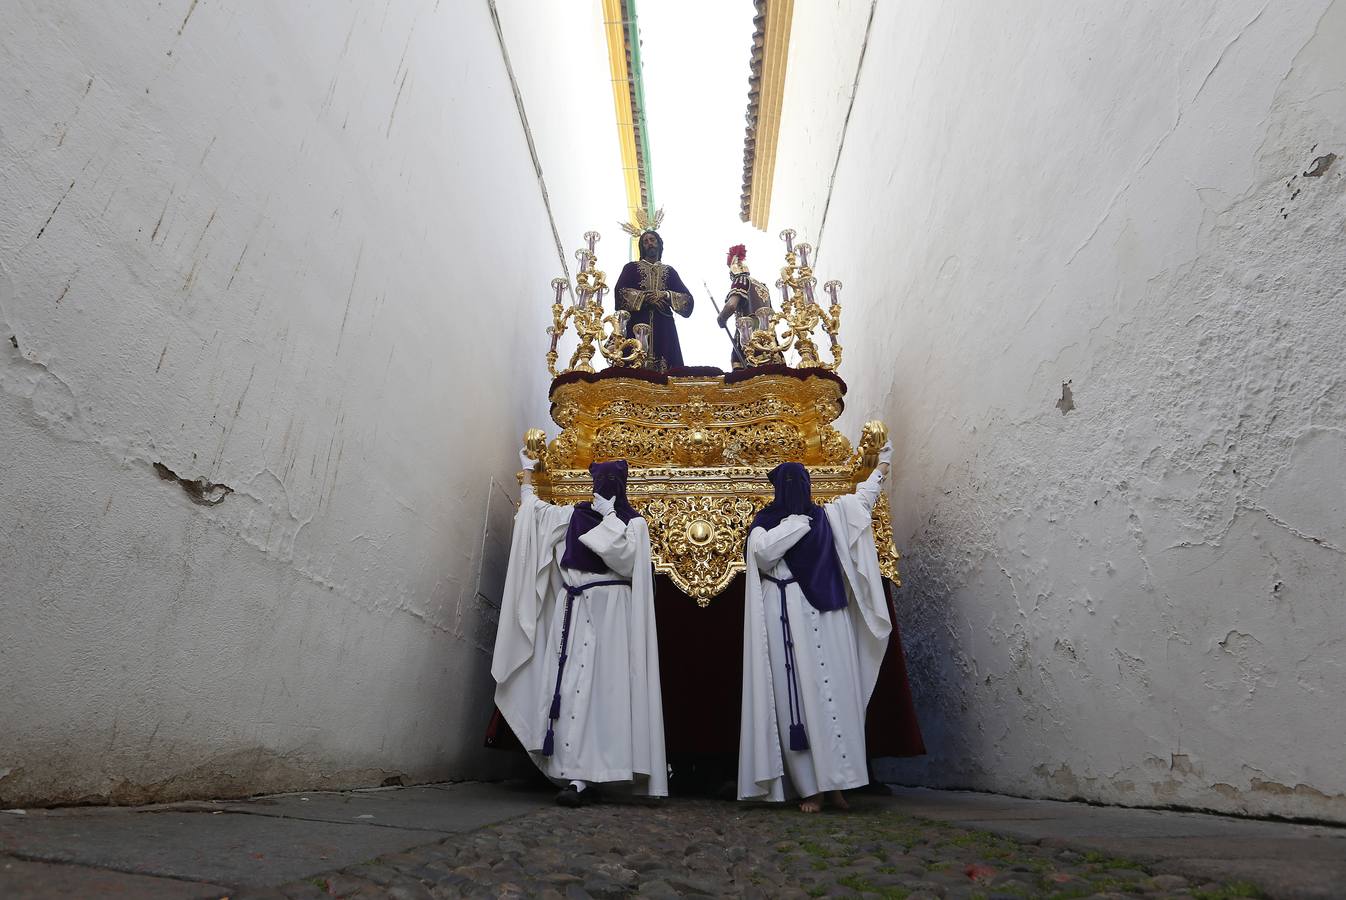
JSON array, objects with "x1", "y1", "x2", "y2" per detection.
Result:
[
  {"x1": 648, "y1": 290, "x2": 670, "y2": 312},
  {"x1": 591, "y1": 492, "x2": 616, "y2": 518}
]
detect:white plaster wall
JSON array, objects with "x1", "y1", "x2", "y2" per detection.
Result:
[
  {"x1": 494, "y1": 0, "x2": 629, "y2": 277},
  {"x1": 0, "y1": 1, "x2": 623, "y2": 805},
  {"x1": 769, "y1": 0, "x2": 871, "y2": 242},
  {"x1": 772, "y1": 1, "x2": 1346, "y2": 821}
]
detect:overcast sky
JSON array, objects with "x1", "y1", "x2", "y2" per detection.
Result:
[{"x1": 636, "y1": 1, "x2": 796, "y2": 368}]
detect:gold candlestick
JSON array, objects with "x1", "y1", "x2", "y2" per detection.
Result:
[
  {"x1": 546, "y1": 277, "x2": 573, "y2": 377},
  {"x1": 744, "y1": 230, "x2": 843, "y2": 370},
  {"x1": 545, "y1": 233, "x2": 644, "y2": 376}
]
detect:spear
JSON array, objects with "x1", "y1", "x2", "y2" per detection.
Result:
[{"x1": 704, "y1": 280, "x2": 748, "y2": 369}]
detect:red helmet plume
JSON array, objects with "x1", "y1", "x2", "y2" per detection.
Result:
[{"x1": 726, "y1": 244, "x2": 747, "y2": 267}]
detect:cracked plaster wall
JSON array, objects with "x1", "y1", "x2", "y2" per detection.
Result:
[
  {"x1": 770, "y1": 0, "x2": 1346, "y2": 822},
  {"x1": 0, "y1": 1, "x2": 622, "y2": 806}
]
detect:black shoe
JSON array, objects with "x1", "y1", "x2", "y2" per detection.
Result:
[{"x1": 556, "y1": 784, "x2": 588, "y2": 807}]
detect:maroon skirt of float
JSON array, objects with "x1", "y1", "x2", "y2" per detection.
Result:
[{"x1": 485, "y1": 574, "x2": 924, "y2": 762}]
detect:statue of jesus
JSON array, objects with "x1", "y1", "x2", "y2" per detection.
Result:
[{"x1": 614, "y1": 210, "x2": 694, "y2": 372}]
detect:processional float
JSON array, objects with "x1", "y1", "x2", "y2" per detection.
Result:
[{"x1": 523, "y1": 228, "x2": 899, "y2": 607}]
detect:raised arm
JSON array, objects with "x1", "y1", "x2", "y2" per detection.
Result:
[
  {"x1": 748, "y1": 514, "x2": 813, "y2": 570},
  {"x1": 852, "y1": 441, "x2": 893, "y2": 513},
  {"x1": 577, "y1": 493, "x2": 644, "y2": 578}
]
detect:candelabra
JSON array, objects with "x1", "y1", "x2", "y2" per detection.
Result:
[
  {"x1": 546, "y1": 231, "x2": 644, "y2": 377},
  {"x1": 743, "y1": 228, "x2": 843, "y2": 370}
]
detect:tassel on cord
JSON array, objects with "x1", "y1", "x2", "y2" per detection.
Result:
[
  {"x1": 538, "y1": 579, "x2": 629, "y2": 762},
  {"x1": 790, "y1": 723, "x2": 810, "y2": 752},
  {"x1": 765, "y1": 573, "x2": 810, "y2": 753}
]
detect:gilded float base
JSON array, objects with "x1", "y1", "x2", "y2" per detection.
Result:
[{"x1": 527, "y1": 371, "x2": 899, "y2": 605}]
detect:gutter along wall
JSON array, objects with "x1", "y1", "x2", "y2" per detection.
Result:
[
  {"x1": 0, "y1": 1, "x2": 622, "y2": 805},
  {"x1": 769, "y1": 0, "x2": 1346, "y2": 822}
]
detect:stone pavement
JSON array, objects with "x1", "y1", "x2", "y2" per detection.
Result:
[{"x1": 1, "y1": 781, "x2": 1342, "y2": 899}]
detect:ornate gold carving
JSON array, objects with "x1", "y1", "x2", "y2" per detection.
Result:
[
  {"x1": 686, "y1": 519, "x2": 714, "y2": 546},
  {"x1": 852, "y1": 419, "x2": 888, "y2": 472},
  {"x1": 672, "y1": 427, "x2": 725, "y2": 466},
  {"x1": 743, "y1": 233, "x2": 844, "y2": 371},
  {"x1": 548, "y1": 372, "x2": 852, "y2": 469},
  {"x1": 523, "y1": 373, "x2": 900, "y2": 605},
  {"x1": 873, "y1": 492, "x2": 901, "y2": 586},
  {"x1": 523, "y1": 428, "x2": 549, "y2": 470},
  {"x1": 639, "y1": 493, "x2": 764, "y2": 604},
  {"x1": 720, "y1": 421, "x2": 806, "y2": 466},
  {"x1": 535, "y1": 460, "x2": 896, "y2": 605},
  {"x1": 546, "y1": 235, "x2": 645, "y2": 377}
]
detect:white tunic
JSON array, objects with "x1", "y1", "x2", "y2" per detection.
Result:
[
  {"x1": 491, "y1": 491, "x2": 667, "y2": 797},
  {"x1": 738, "y1": 472, "x2": 892, "y2": 802}
]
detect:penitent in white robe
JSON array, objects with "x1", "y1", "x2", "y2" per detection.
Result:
[
  {"x1": 738, "y1": 471, "x2": 892, "y2": 802},
  {"x1": 491, "y1": 490, "x2": 667, "y2": 797}
]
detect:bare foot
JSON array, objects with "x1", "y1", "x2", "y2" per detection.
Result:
[
  {"x1": 828, "y1": 790, "x2": 850, "y2": 811},
  {"x1": 799, "y1": 794, "x2": 822, "y2": 813}
]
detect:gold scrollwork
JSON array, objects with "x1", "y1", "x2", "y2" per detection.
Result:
[
  {"x1": 873, "y1": 492, "x2": 901, "y2": 586},
  {"x1": 591, "y1": 422, "x2": 663, "y2": 465},
  {"x1": 640, "y1": 494, "x2": 766, "y2": 605},
  {"x1": 527, "y1": 374, "x2": 900, "y2": 604},
  {"x1": 672, "y1": 427, "x2": 725, "y2": 466},
  {"x1": 720, "y1": 421, "x2": 806, "y2": 465},
  {"x1": 548, "y1": 371, "x2": 853, "y2": 469}
]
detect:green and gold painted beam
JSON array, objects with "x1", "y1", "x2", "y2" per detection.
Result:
[{"x1": 602, "y1": 0, "x2": 655, "y2": 255}]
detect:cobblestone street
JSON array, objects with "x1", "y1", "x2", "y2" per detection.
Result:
[
  {"x1": 4, "y1": 783, "x2": 1343, "y2": 899},
  {"x1": 266, "y1": 796, "x2": 1281, "y2": 900}
]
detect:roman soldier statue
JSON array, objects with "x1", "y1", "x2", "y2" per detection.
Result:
[
  {"x1": 717, "y1": 244, "x2": 777, "y2": 369},
  {"x1": 614, "y1": 208, "x2": 694, "y2": 372}
]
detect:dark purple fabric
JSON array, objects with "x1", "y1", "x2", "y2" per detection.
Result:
[
  {"x1": 549, "y1": 366, "x2": 844, "y2": 409},
  {"x1": 723, "y1": 363, "x2": 847, "y2": 403},
  {"x1": 749, "y1": 463, "x2": 848, "y2": 613},
  {"x1": 550, "y1": 367, "x2": 669, "y2": 395},
  {"x1": 614, "y1": 259, "x2": 694, "y2": 371},
  {"x1": 560, "y1": 460, "x2": 640, "y2": 573},
  {"x1": 663, "y1": 365, "x2": 728, "y2": 377},
  {"x1": 762, "y1": 572, "x2": 809, "y2": 751}
]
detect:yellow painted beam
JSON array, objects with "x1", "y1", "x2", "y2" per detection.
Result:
[
  {"x1": 602, "y1": 0, "x2": 644, "y2": 246},
  {"x1": 749, "y1": 0, "x2": 793, "y2": 229}
]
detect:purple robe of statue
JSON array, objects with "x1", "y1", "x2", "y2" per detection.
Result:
[{"x1": 615, "y1": 231, "x2": 694, "y2": 372}]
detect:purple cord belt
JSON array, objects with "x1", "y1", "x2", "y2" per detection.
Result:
[
  {"x1": 541, "y1": 576, "x2": 631, "y2": 757},
  {"x1": 761, "y1": 573, "x2": 809, "y2": 752}
]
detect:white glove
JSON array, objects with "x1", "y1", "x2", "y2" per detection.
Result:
[
  {"x1": 592, "y1": 492, "x2": 616, "y2": 518},
  {"x1": 519, "y1": 447, "x2": 538, "y2": 472},
  {"x1": 878, "y1": 440, "x2": 892, "y2": 469},
  {"x1": 786, "y1": 513, "x2": 813, "y2": 527}
]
